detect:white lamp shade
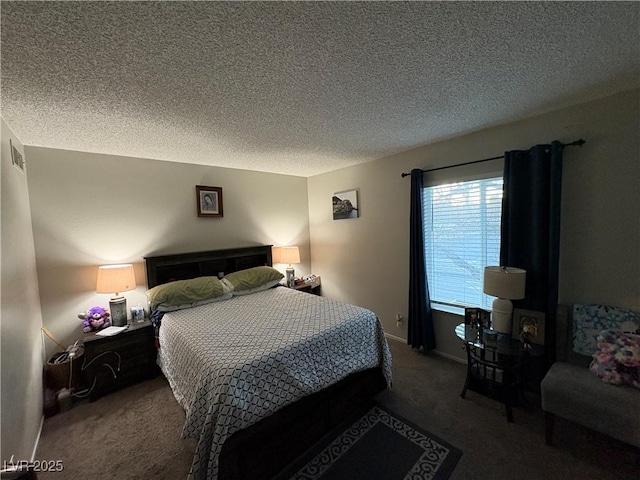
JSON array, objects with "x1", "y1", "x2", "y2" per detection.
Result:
[
  {"x1": 280, "y1": 246, "x2": 300, "y2": 265},
  {"x1": 483, "y1": 266, "x2": 526, "y2": 300},
  {"x1": 96, "y1": 264, "x2": 136, "y2": 295},
  {"x1": 271, "y1": 246, "x2": 282, "y2": 264}
]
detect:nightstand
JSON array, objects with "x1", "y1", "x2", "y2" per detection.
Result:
[
  {"x1": 82, "y1": 320, "x2": 158, "y2": 402},
  {"x1": 291, "y1": 276, "x2": 322, "y2": 295}
]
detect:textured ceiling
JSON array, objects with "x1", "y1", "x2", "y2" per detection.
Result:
[{"x1": 1, "y1": 2, "x2": 639, "y2": 177}]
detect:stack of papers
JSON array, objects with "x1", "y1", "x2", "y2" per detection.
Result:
[{"x1": 95, "y1": 326, "x2": 128, "y2": 336}]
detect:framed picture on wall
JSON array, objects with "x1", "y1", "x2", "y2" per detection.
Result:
[
  {"x1": 196, "y1": 185, "x2": 223, "y2": 218},
  {"x1": 332, "y1": 189, "x2": 359, "y2": 220}
]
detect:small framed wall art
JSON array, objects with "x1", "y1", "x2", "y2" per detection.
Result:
[
  {"x1": 196, "y1": 185, "x2": 223, "y2": 218},
  {"x1": 332, "y1": 189, "x2": 359, "y2": 220}
]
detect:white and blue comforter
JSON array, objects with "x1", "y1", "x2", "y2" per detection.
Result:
[{"x1": 157, "y1": 286, "x2": 392, "y2": 480}]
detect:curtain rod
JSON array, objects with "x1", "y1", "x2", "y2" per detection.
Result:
[{"x1": 400, "y1": 138, "x2": 585, "y2": 178}]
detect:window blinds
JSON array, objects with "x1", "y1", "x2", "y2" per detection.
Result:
[{"x1": 423, "y1": 177, "x2": 503, "y2": 310}]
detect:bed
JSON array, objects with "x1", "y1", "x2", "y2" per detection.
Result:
[{"x1": 144, "y1": 246, "x2": 392, "y2": 480}]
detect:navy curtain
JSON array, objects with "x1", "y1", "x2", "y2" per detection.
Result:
[
  {"x1": 500, "y1": 141, "x2": 563, "y2": 365},
  {"x1": 408, "y1": 169, "x2": 436, "y2": 351}
]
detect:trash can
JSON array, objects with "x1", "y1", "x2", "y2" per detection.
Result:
[{"x1": 45, "y1": 348, "x2": 84, "y2": 392}]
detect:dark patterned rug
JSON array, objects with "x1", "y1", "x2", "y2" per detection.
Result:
[{"x1": 276, "y1": 404, "x2": 462, "y2": 480}]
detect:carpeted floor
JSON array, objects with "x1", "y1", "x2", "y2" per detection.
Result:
[{"x1": 36, "y1": 339, "x2": 638, "y2": 479}]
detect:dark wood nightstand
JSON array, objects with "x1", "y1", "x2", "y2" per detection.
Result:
[
  {"x1": 82, "y1": 320, "x2": 158, "y2": 401},
  {"x1": 291, "y1": 276, "x2": 322, "y2": 295}
]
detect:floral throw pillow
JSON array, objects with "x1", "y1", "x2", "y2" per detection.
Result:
[
  {"x1": 572, "y1": 304, "x2": 640, "y2": 356},
  {"x1": 590, "y1": 330, "x2": 640, "y2": 388}
]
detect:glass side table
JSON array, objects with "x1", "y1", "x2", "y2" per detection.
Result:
[{"x1": 455, "y1": 323, "x2": 542, "y2": 422}]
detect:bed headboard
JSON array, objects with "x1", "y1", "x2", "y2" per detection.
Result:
[{"x1": 144, "y1": 245, "x2": 273, "y2": 289}]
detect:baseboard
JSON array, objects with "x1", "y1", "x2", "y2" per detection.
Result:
[
  {"x1": 433, "y1": 350, "x2": 466, "y2": 364},
  {"x1": 384, "y1": 333, "x2": 405, "y2": 343},
  {"x1": 384, "y1": 334, "x2": 466, "y2": 364},
  {"x1": 31, "y1": 414, "x2": 44, "y2": 461}
]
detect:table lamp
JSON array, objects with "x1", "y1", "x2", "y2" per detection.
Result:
[
  {"x1": 483, "y1": 266, "x2": 526, "y2": 334},
  {"x1": 280, "y1": 246, "x2": 300, "y2": 287},
  {"x1": 271, "y1": 246, "x2": 282, "y2": 264},
  {"x1": 96, "y1": 264, "x2": 136, "y2": 326}
]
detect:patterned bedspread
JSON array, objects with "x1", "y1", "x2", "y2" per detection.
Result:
[{"x1": 157, "y1": 286, "x2": 392, "y2": 480}]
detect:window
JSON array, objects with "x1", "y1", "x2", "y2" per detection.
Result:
[{"x1": 423, "y1": 177, "x2": 503, "y2": 311}]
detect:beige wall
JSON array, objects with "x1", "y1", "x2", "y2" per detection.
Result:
[
  {"x1": 25, "y1": 148, "x2": 310, "y2": 357},
  {"x1": 1, "y1": 118, "x2": 44, "y2": 463},
  {"x1": 308, "y1": 89, "x2": 640, "y2": 361}
]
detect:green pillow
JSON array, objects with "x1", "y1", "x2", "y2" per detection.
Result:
[
  {"x1": 223, "y1": 266, "x2": 283, "y2": 295},
  {"x1": 146, "y1": 276, "x2": 228, "y2": 311}
]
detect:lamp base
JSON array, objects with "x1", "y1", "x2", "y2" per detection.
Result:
[
  {"x1": 109, "y1": 296, "x2": 127, "y2": 326},
  {"x1": 286, "y1": 267, "x2": 295, "y2": 288},
  {"x1": 491, "y1": 297, "x2": 513, "y2": 334}
]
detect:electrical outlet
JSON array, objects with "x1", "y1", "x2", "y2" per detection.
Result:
[{"x1": 396, "y1": 314, "x2": 403, "y2": 327}]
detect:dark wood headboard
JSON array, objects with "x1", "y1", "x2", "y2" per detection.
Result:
[{"x1": 144, "y1": 245, "x2": 273, "y2": 288}]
